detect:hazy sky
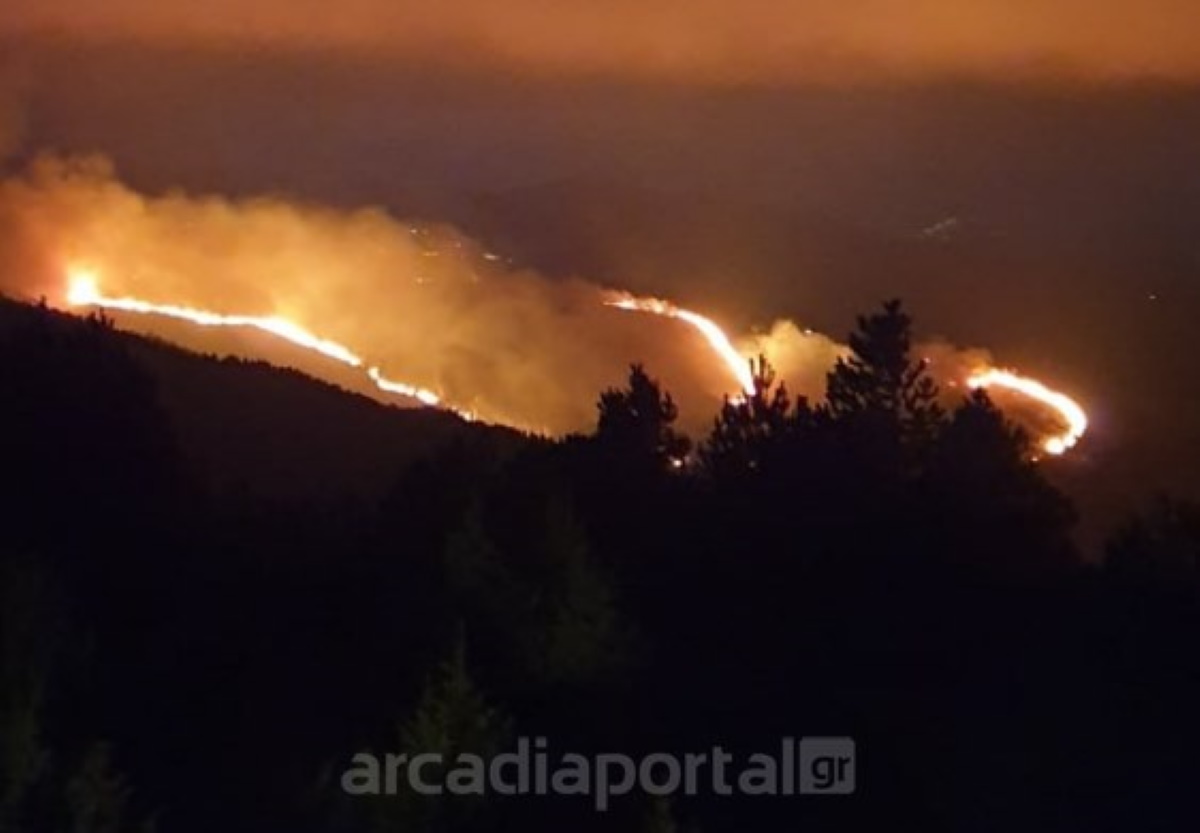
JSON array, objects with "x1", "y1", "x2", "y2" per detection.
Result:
[
  {"x1": 4, "y1": 0, "x2": 1200, "y2": 84},
  {"x1": 0, "y1": 3, "x2": 1197, "y2": 540}
]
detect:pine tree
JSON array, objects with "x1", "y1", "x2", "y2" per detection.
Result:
[
  {"x1": 925, "y1": 389, "x2": 1077, "y2": 574},
  {"x1": 824, "y1": 299, "x2": 944, "y2": 455},
  {"x1": 444, "y1": 503, "x2": 530, "y2": 633},
  {"x1": 371, "y1": 636, "x2": 511, "y2": 833},
  {"x1": 702, "y1": 354, "x2": 809, "y2": 478},
  {"x1": 1107, "y1": 498, "x2": 1200, "y2": 587},
  {"x1": 596, "y1": 364, "x2": 692, "y2": 471},
  {"x1": 0, "y1": 555, "x2": 50, "y2": 831},
  {"x1": 535, "y1": 498, "x2": 626, "y2": 690},
  {"x1": 399, "y1": 637, "x2": 510, "y2": 770}
]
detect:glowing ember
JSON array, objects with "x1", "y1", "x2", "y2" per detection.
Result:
[
  {"x1": 968, "y1": 368, "x2": 1089, "y2": 455},
  {"x1": 604, "y1": 292, "x2": 756, "y2": 394}
]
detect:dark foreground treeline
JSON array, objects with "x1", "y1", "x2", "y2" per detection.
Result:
[{"x1": 0, "y1": 298, "x2": 1197, "y2": 833}]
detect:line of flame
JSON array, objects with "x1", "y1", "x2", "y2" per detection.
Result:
[
  {"x1": 65, "y1": 268, "x2": 1088, "y2": 456},
  {"x1": 604, "y1": 292, "x2": 756, "y2": 394},
  {"x1": 67, "y1": 272, "x2": 365, "y2": 368},
  {"x1": 66, "y1": 268, "x2": 448, "y2": 412},
  {"x1": 967, "y1": 368, "x2": 1088, "y2": 455},
  {"x1": 606, "y1": 290, "x2": 1087, "y2": 457}
]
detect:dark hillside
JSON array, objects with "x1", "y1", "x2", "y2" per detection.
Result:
[{"x1": 0, "y1": 295, "x2": 525, "y2": 500}]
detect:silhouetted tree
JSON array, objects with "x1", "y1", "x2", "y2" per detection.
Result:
[
  {"x1": 702, "y1": 355, "x2": 812, "y2": 479},
  {"x1": 6, "y1": 290, "x2": 1197, "y2": 832},
  {"x1": 0, "y1": 551, "x2": 152, "y2": 833},
  {"x1": 924, "y1": 389, "x2": 1077, "y2": 574},
  {"x1": 824, "y1": 299, "x2": 944, "y2": 467},
  {"x1": 534, "y1": 498, "x2": 627, "y2": 690},
  {"x1": 370, "y1": 635, "x2": 512, "y2": 833},
  {"x1": 0, "y1": 555, "x2": 52, "y2": 830},
  {"x1": 442, "y1": 491, "x2": 628, "y2": 703},
  {"x1": 440, "y1": 500, "x2": 546, "y2": 701},
  {"x1": 596, "y1": 364, "x2": 691, "y2": 471},
  {"x1": 444, "y1": 502, "x2": 530, "y2": 637},
  {"x1": 1107, "y1": 498, "x2": 1200, "y2": 587}
]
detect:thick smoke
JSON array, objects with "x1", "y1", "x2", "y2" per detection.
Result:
[
  {"x1": 1, "y1": 155, "x2": 1013, "y2": 438},
  {"x1": 0, "y1": 155, "x2": 863, "y2": 434}
]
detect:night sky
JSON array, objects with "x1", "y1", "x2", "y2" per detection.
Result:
[{"x1": 2, "y1": 5, "x2": 1198, "y2": 543}]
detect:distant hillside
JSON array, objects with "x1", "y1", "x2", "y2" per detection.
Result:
[{"x1": 0, "y1": 296, "x2": 528, "y2": 500}]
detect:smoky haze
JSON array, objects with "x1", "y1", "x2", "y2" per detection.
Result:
[
  {"x1": 4, "y1": 1, "x2": 1200, "y2": 83},
  {"x1": 0, "y1": 33, "x2": 1197, "y2": 545},
  {"x1": 1, "y1": 154, "x2": 857, "y2": 435}
]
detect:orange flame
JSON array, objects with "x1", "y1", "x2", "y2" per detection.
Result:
[
  {"x1": 67, "y1": 270, "x2": 365, "y2": 368},
  {"x1": 366, "y1": 366, "x2": 441, "y2": 408},
  {"x1": 66, "y1": 267, "x2": 447, "y2": 412},
  {"x1": 65, "y1": 267, "x2": 1088, "y2": 456},
  {"x1": 967, "y1": 368, "x2": 1088, "y2": 455},
  {"x1": 604, "y1": 292, "x2": 756, "y2": 394},
  {"x1": 603, "y1": 291, "x2": 1088, "y2": 457}
]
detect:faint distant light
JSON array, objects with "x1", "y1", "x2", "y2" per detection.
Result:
[{"x1": 921, "y1": 216, "x2": 961, "y2": 241}]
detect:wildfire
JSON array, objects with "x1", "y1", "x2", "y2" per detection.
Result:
[
  {"x1": 967, "y1": 368, "x2": 1088, "y2": 455},
  {"x1": 64, "y1": 267, "x2": 1089, "y2": 457},
  {"x1": 366, "y1": 367, "x2": 441, "y2": 408},
  {"x1": 604, "y1": 292, "x2": 756, "y2": 394},
  {"x1": 67, "y1": 270, "x2": 365, "y2": 367},
  {"x1": 604, "y1": 290, "x2": 1087, "y2": 457},
  {"x1": 66, "y1": 267, "x2": 446, "y2": 411}
]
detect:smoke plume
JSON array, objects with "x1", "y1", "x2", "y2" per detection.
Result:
[{"x1": 1, "y1": 155, "x2": 867, "y2": 435}]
